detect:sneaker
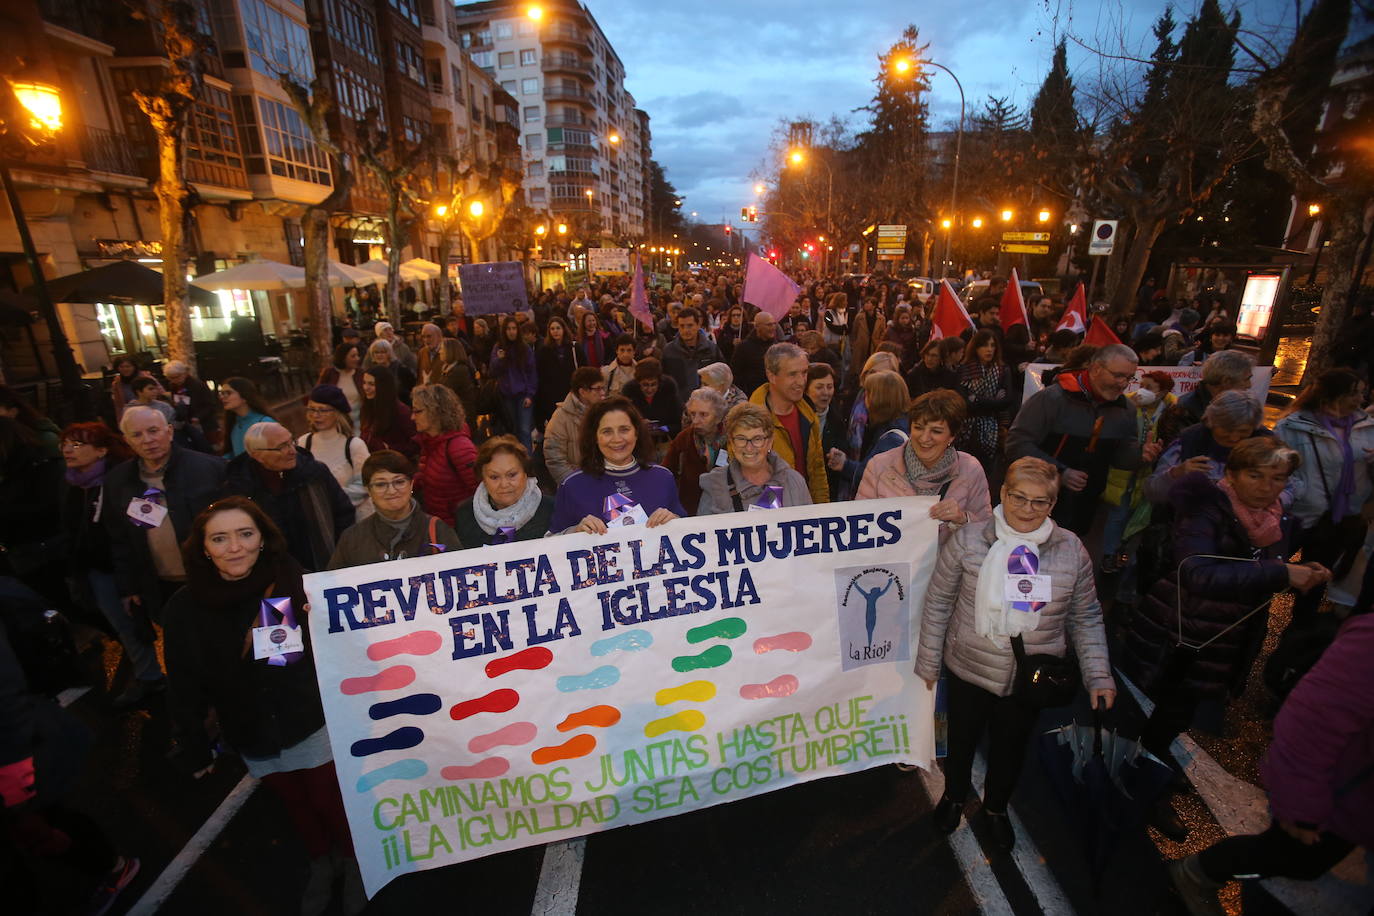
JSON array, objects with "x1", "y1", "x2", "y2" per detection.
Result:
[
  {"x1": 1168, "y1": 855, "x2": 1225, "y2": 916},
  {"x1": 113, "y1": 678, "x2": 166, "y2": 711},
  {"x1": 88, "y1": 856, "x2": 140, "y2": 916}
]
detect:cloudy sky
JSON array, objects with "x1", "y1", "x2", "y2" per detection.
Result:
[{"x1": 582, "y1": 0, "x2": 1299, "y2": 232}]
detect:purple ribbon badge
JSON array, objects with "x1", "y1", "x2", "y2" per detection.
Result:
[
  {"x1": 754, "y1": 485, "x2": 784, "y2": 510},
  {"x1": 257, "y1": 597, "x2": 302, "y2": 666},
  {"x1": 129, "y1": 487, "x2": 164, "y2": 529},
  {"x1": 495, "y1": 526, "x2": 517, "y2": 544},
  {"x1": 427, "y1": 543, "x2": 447, "y2": 554},
  {"x1": 603, "y1": 492, "x2": 635, "y2": 523},
  {"x1": 1007, "y1": 545, "x2": 1045, "y2": 613}
]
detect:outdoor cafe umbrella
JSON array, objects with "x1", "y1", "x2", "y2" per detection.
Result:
[
  {"x1": 327, "y1": 260, "x2": 378, "y2": 286},
  {"x1": 359, "y1": 258, "x2": 427, "y2": 283},
  {"x1": 1037, "y1": 704, "x2": 1174, "y2": 893},
  {"x1": 191, "y1": 259, "x2": 305, "y2": 291},
  {"x1": 36, "y1": 260, "x2": 217, "y2": 307},
  {"x1": 400, "y1": 257, "x2": 442, "y2": 279}
]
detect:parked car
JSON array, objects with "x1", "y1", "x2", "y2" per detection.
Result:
[{"x1": 961, "y1": 278, "x2": 1043, "y2": 305}]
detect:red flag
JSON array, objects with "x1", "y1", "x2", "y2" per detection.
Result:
[
  {"x1": 929, "y1": 280, "x2": 976, "y2": 341},
  {"x1": 1085, "y1": 316, "x2": 1123, "y2": 347},
  {"x1": 1000, "y1": 267, "x2": 1029, "y2": 333},
  {"x1": 629, "y1": 253, "x2": 653, "y2": 331},
  {"x1": 1055, "y1": 282, "x2": 1088, "y2": 334}
]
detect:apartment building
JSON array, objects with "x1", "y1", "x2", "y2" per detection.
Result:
[{"x1": 451, "y1": 0, "x2": 649, "y2": 241}]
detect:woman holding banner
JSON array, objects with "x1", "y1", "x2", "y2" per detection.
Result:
[
  {"x1": 697, "y1": 403, "x2": 811, "y2": 515},
  {"x1": 453, "y1": 436, "x2": 555, "y2": 546},
  {"x1": 916, "y1": 457, "x2": 1115, "y2": 853},
  {"x1": 162, "y1": 496, "x2": 364, "y2": 914},
  {"x1": 549, "y1": 396, "x2": 684, "y2": 535},
  {"x1": 328, "y1": 451, "x2": 462, "y2": 568}
]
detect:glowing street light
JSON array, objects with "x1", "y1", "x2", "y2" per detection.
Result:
[
  {"x1": 971, "y1": 217, "x2": 984, "y2": 229},
  {"x1": 788, "y1": 149, "x2": 804, "y2": 165},
  {"x1": 1308, "y1": 203, "x2": 1322, "y2": 216},
  {"x1": 468, "y1": 200, "x2": 484, "y2": 218},
  {"x1": 1000, "y1": 209, "x2": 1013, "y2": 222},
  {"x1": 526, "y1": 5, "x2": 543, "y2": 21},
  {"x1": 556, "y1": 223, "x2": 568, "y2": 235},
  {"x1": 608, "y1": 132, "x2": 620, "y2": 144},
  {"x1": 1037, "y1": 209, "x2": 1052, "y2": 223},
  {"x1": 754, "y1": 183, "x2": 765, "y2": 195},
  {"x1": 941, "y1": 218, "x2": 952, "y2": 230},
  {"x1": 11, "y1": 80, "x2": 63, "y2": 133},
  {"x1": 535, "y1": 224, "x2": 547, "y2": 236},
  {"x1": 892, "y1": 57, "x2": 911, "y2": 74},
  {"x1": 433, "y1": 204, "x2": 448, "y2": 218}
]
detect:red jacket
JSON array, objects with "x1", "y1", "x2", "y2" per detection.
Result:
[{"x1": 414, "y1": 427, "x2": 477, "y2": 527}]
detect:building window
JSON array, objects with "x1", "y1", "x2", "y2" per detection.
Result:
[
  {"x1": 240, "y1": 0, "x2": 314, "y2": 80},
  {"x1": 501, "y1": 80, "x2": 517, "y2": 93},
  {"x1": 325, "y1": 0, "x2": 379, "y2": 64},
  {"x1": 529, "y1": 187, "x2": 546, "y2": 204},
  {"x1": 521, "y1": 77, "x2": 538, "y2": 95},
  {"x1": 523, "y1": 105, "x2": 541, "y2": 122},
  {"x1": 527, "y1": 161, "x2": 543, "y2": 177},
  {"x1": 495, "y1": 22, "x2": 513, "y2": 39},
  {"x1": 519, "y1": 48, "x2": 536, "y2": 66},
  {"x1": 450, "y1": 64, "x2": 464, "y2": 103},
  {"x1": 498, "y1": 51, "x2": 515, "y2": 69},
  {"x1": 388, "y1": 0, "x2": 420, "y2": 29},
  {"x1": 395, "y1": 40, "x2": 426, "y2": 86},
  {"x1": 235, "y1": 95, "x2": 332, "y2": 185},
  {"x1": 401, "y1": 115, "x2": 426, "y2": 145},
  {"x1": 517, "y1": 19, "x2": 534, "y2": 36},
  {"x1": 563, "y1": 128, "x2": 592, "y2": 146},
  {"x1": 525, "y1": 133, "x2": 543, "y2": 151},
  {"x1": 470, "y1": 50, "x2": 493, "y2": 69},
  {"x1": 332, "y1": 63, "x2": 386, "y2": 121}
]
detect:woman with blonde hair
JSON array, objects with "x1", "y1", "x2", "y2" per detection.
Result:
[
  {"x1": 297, "y1": 385, "x2": 371, "y2": 518},
  {"x1": 828, "y1": 370, "x2": 911, "y2": 493}
]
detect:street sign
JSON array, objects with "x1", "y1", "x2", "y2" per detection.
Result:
[
  {"x1": 877, "y1": 224, "x2": 907, "y2": 255},
  {"x1": 877, "y1": 224, "x2": 906, "y2": 234},
  {"x1": 1002, "y1": 231, "x2": 1050, "y2": 242},
  {"x1": 1089, "y1": 220, "x2": 1118, "y2": 256},
  {"x1": 1000, "y1": 243, "x2": 1051, "y2": 254}
]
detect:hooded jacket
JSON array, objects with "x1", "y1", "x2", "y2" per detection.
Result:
[{"x1": 1274, "y1": 408, "x2": 1374, "y2": 529}]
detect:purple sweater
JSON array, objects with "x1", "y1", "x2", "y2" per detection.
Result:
[
  {"x1": 489, "y1": 346, "x2": 537, "y2": 400},
  {"x1": 549, "y1": 464, "x2": 686, "y2": 533},
  {"x1": 1262, "y1": 615, "x2": 1374, "y2": 847}
]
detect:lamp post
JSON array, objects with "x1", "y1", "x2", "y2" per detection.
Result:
[
  {"x1": 2, "y1": 78, "x2": 86, "y2": 416},
  {"x1": 786, "y1": 148, "x2": 833, "y2": 273},
  {"x1": 893, "y1": 58, "x2": 964, "y2": 277}
]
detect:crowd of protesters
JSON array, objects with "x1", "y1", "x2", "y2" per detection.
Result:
[{"x1": 2, "y1": 265, "x2": 1372, "y2": 915}]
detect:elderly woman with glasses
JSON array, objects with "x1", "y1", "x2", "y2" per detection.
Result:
[
  {"x1": 697, "y1": 403, "x2": 812, "y2": 515},
  {"x1": 916, "y1": 456, "x2": 1115, "y2": 853},
  {"x1": 328, "y1": 450, "x2": 462, "y2": 568}
]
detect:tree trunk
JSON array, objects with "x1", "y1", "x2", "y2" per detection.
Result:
[
  {"x1": 154, "y1": 126, "x2": 194, "y2": 370},
  {"x1": 302, "y1": 204, "x2": 335, "y2": 367},
  {"x1": 1110, "y1": 215, "x2": 1164, "y2": 314},
  {"x1": 385, "y1": 195, "x2": 403, "y2": 318},
  {"x1": 1304, "y1": 199, "x2": 1367, "y2": 382},
  {"x1": 436, "y1": 233, "x2": 453, "y2": 315},
  {"x1": 1103, "y1": 219, "x2": 1130, "y2": 307}
]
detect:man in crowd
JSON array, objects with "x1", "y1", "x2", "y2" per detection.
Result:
[
  {"x1": 104, "y1": 407, "x2": 226, "y2": 701},
  {"x1": 223, "y1": 421, "x2": 353, "y2": 572},
  {"x1": 1007, "y1": 343, "x2": 1153, "y2": 535},
  {"x1": 624, "y1": 358, "x2": 682, "y2": 438},
  {"x1": 749, "y1": 342, "x2": 829, "y2": 504},
  {"x1": 1155, "y1": 349, "x2": 1255, "y2": 446},
  {"x1": 161, "y1": 360, "x2": 218, "y2": 444},
  {"x1": 416, "y1": 322, "x2": 446, "y2": 385},
  {"x1": 661, "y1": 307, "x2": 722, "y2": 397},
  {"x1": 130, "y1": 378, "x2": 175, "y2": 425},
  {"x1": 731, "y1": 310, "x2": 778, "y2": 397},
  {"x1": 545, "y1": 367, "x2": 607, "y2": 484},
  {"x1": 602, "y1": 334, "x2": 638, "y2": 396}
]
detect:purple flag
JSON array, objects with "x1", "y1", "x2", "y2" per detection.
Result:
[
  {"x1": 742, "y1": 253, "x2": 802, "y2": 319},
  {"x1": 629, "y1": 253, "x2": 653, "y2": 332}
]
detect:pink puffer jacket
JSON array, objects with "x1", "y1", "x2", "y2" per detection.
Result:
[{"x1": 856, "y1": 447, "x2": 992, "y2": 544}]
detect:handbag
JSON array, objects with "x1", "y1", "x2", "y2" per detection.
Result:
[
  {"x1": 1010, "y1": 634, "x2": 1079, "y2": 708},
  {"x1": 1304, "y1": 432, "x2": 1368, "y2": 580}
]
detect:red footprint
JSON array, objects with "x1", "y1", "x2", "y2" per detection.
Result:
[
  {"x1": 367, "y1": 630, "x2": 444, "y2": 661},
  {"x1": 485, "y1": 646, "x2": 554, "y2": 679},
  {"x1": 340, "y1": 665, "x2": 415, "y2": 695},
  {"x1": 450, "y1": 688, "x2": 520, "y2": 721}
]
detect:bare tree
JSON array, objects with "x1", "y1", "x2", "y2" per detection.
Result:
[
  {"x1": 130, "y1": 0, "x2": 208, "y2": 368},
  {"x1": 355, "y1": 114, "x2": 431, "y2": 313}
]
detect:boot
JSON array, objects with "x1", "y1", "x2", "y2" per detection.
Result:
[
  {"x1": 1168, "y1": 855, "x2": 1225, "y2": 916},
  {"x1": 932, "y1": 794, "x2": 961, "y2": 834}
]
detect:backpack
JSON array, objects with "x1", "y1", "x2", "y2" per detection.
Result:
[{"x1": 305, "y1": 432, "x2": 357, "y2": 469}]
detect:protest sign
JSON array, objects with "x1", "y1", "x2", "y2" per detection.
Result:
[
  {"x1": 304, "y1": 497, "x2": 940, "y2": 896},
  {"x1": 587, "y1": 248, "x2": 630, "y2": 275},
  {"x1": 457, "y1": 262, "x2": 529, "y2": 316},
  {"x1": 1021, "y1": 363, "x2": 1273, "y2": 406}
]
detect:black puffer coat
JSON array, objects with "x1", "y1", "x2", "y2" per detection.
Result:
[{"x1": 1121, "y1": 472, "x2": 1292, "y2": 699}]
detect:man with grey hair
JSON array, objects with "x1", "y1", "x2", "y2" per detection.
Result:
[
  {"x1": 1146, "y1": 390, "x2": 1275, "y2": 504},
  {"x1": 749, "y1": 341, "x2": 828, "y2": 503},
  {"x1": 223, "y1": 421, "x2": 354, "y2": 572},
  {"x1": 1156, "y1": 349, "x2": 1255, "y2": 447},
  {"x1": 104, "y1": 406, "x2": 226, "y2": 706},
  {"x1": 416, "y1": 321, "x2": 447, "y2": 385},
  {"x1": 731, "y1": 310, "x2": 779, "y2": 397},
  {"x1": 1008, "y1": 343, "x2": 1153, "y2": 534}
]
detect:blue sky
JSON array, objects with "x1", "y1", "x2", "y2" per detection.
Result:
[{"x1": 583, "y1": 0, "x2": 1299, "y2": 229}]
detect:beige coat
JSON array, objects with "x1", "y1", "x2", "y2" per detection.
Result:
[{"x1": 544, "y1": 393, "x2": 588, "y2": 484}]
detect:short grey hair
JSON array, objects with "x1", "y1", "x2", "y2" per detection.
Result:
[
  {"x1": 368, "y1": 338, "x2": 394, "y2": 359},
  {"x1": 1201, "y1": 349, "x2": 1254, "y2": 391},
  {"x1": 698, "y1": 361, "x2": 734, "y2": 390},
  {"x1": 1089, "y1": 343, "x2": 1139, "y2": 366},
  {"x1": 685, "y1": 386, "x2": 727, "y2": 422},
  {"x1": 1203, "y1": 390, "x2": 1262, "y2": 431},
  {"x1": 118, "y1": 405, "x2": 167, "y2": 435},
  {"x1": 243, "y1": 421, "x2": 290, "y2": 452},
  {"x1": 764, "y1": 341, "x2": 805, "y2": 376},
  {"x1": 421, "y1": 322, "x2": 441, "y2": 337},
  {"x1": 163, "y1": 360, "x2": 189, "y2": 378}
]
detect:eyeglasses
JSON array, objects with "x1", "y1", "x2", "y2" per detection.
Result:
[
  {"x1": 368, "y1": 478, "x2": 411, "y2": 492},
  {"x1": 730, "y1": 434, "x2": 771, "y2": 450},
  {"x1": 252, "y1": 441, "x2": 296, "y2": 455},
  {"x1": 1005, "y1": 491, "x2": 1054, "y2": 512},
  {"x1": 304, "y1": 406, "x2": 335, "y2": 415},
  {"x1": 60, "y1": 440, "x2": 94, "y2": 450}
]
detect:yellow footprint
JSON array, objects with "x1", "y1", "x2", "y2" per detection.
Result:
[
  {"x1": 654, "y1": 680, "x2": 717, "y2": 706},
  {"x1": 644, "y1": 709, "x2": 707, "y2": 738}
]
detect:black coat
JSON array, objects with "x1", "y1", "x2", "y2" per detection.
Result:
[
  {"x1": 453, "y1": 494, "x2": 555, "y2": 546},
  {"x1": 1121, "y1": 472, "x2": 1292, "y2": 699},
  {"x1": 730, "y1": 334, "x2": 773, "y2": 399},
  {"x1": 535, "y1": 342, "x2": 578, "y2": 422},
  {"x1": 624, "y1": 377, "x2": 683, "y2": 437},
  {"x1": 224, "y1": 448, "x2": 355, "y2": 573}
]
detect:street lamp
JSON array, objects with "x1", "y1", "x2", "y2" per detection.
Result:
[
  {"x1": 434, "y1": 204, "x2": 448, "y2": 218},
  {"x1": 785, "y1": 147, "x2": 834, "y2": 271},
  {"x1": 2, "y1": 77, "x2": 85, "y2": 416},
  {"x1": 1000, "y1": 209, "x2": 1013, "y2": 222},
  {"x1": 557, "y1": 223, "x2": 567, "y2": 235},
  {"x1": 895, "y1": 58, "x2": 964, "y2": 276},
  {"x1": 468, "y1": 200, "x2": 484, "y2": 218},
  {"x1": 1037, "y1": 209, "x2": 1052, "y2": 223},
  {"x1": 1308, "y1": 203, "x2": 1321, "y2": 217},
  {"x1": 526, "y1": 5, "x2": 543, "y2": 20},
  {"x1": 940, "y1": 218, "x2": 952, "y2": 230},
  {"x1": 608, "y1": 132, "x2": 619, "y2": 144},
  {"x1": 754, "y1": 183, "x2": 765, "y2": 195},
  {"x1": 971, "y1": 217, "x2": 983, "y2": 229}
]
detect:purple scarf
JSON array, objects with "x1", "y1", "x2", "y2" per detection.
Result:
[
  {"x1": 1318, "y1": 412, "x2": 1358, "y2": 522},
  {"x1": 65, "y1": 458, "x2": 108, "y2": 489}
]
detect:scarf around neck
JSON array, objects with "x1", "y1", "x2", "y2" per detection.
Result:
[
  {"x1": 1218, "y1": 478, "x2": 1283, "y2": 548},
  {"x1": 974, "y1": 506, "x2": 1056, "y2": 647},
  {"x1": 66, "y1": 458, "x2": 108, "y2": 489},
  {"x1": 471, "y1": 478, "x2": 544, "y2": 536},
  {"x1": 1317, "y1": 412, "x2": 1358, "y2": 523},
  {"x1": 902, "y1": 442, "x2": 957, "y2": 495}
]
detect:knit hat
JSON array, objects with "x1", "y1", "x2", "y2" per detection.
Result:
[{"x1": 307, "y1": 384, "x2": 350, "y2": 416}]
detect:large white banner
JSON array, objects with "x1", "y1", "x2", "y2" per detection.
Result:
[
  {"x1": 587, "y1": 247, "x2": 630, "y2": 275},
  {"x1": 1021, "y1": 363, "x2": 1273, "y2": 405},
  {"x1": 304, "y1": 497, "x2": 940, "y2": 896}
]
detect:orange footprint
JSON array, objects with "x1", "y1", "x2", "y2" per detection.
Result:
[
  {"x1": 556, "y1": 705, "x2": 621, "y2": 732},
  {"x1": 531, "y1": 734, "x2": 597, "y2": 765}
]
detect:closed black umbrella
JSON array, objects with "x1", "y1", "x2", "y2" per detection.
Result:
[{"x1": 33, "y1": 260, "x2": 217, "y2": 307}]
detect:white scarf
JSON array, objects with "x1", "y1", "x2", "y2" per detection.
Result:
[
  {"x1": 973, "y1": 505, "x2": 1055, "y2": 646},
  {"x1": 471, "y1": 478, "x2": 544, "y2": 536}
]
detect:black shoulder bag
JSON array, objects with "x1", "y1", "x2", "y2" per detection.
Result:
[{"x1": 1010, "y1": 634, "x2": 1079, "y2": 708}]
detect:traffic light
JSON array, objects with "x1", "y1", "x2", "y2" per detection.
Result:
[
  {"x1": 741, "y1": 207, "x2": 749, "y2": 220},
  {"x1": 747, "y1": 205, "x2": 758, "y2": 222},
  {"x1": 724, "y1": 225, "x2": 731, "y2": 236}
]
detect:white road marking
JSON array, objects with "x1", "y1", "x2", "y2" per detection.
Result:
[
  {"x1": 917, "y1": 765, "x2": 1016, "y2": 916},
  {"x1": 125, "y1": 774, "x2": 259, "y2": 916},
  {"x1": 971, "y1": 754, "x2": 1074, "y2": 914},
  {"x1": 57, "y1": 686, "x2": 91, "y2": 707},
  {"x1": 530, "y1": 838, "x2": 586, "y2": 916},
  {"x1": 1116, "y1": 668, "x2": 1372, "y2": 915}
]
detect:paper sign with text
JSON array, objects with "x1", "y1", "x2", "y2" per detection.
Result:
[
  {"x1": 304, "y1": 498, "x2": 940, "y2": 896},
  {"x1": 1021, "y1": 363, "x2": 1273, "y2": 406},
  {"x1": 457, "y1": 262, "x2": 529, "y2": 316}
]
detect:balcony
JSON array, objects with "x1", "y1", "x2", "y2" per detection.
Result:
[
  {"x1": 548, "y1": 167, "x2": 598, "y2": 181},
  {"x1": 542, "y1": 54, "x2": 593, "y2": 77},
  {"x1": 546, "y1": 114, "x2": 589, "y2": 129},
  {"x1": 541, "y1": 24, "x2": 591, "y2": 50},
  {"x1": 544, "y1": 85, "x2": 593, "y2": 106},
  {"x1": 80, "y1": 126, "x2": 143, "y2": 177}
]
